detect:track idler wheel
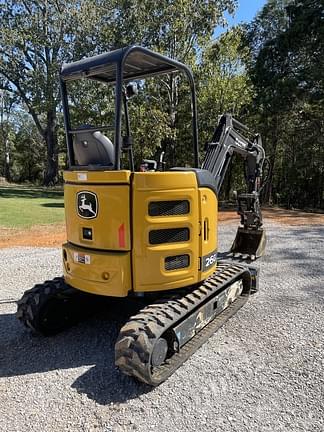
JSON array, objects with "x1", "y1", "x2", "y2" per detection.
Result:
[
  {"x1": 16, "y1": 277, "x2": 97, "y2": 336},
  {"x1": 151, "y1": 337, "x2": 168, "y2": 367}
]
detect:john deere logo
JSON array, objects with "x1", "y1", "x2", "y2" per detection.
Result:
[{"x1": 77, "y1": 191, "x2": 98, "y2": 219}]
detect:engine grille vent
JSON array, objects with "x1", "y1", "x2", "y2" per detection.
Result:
[
  {"x1": 148, "y1": 200, "x2": 190, "y2": 216},
  {"x1": 165, "y1": 254, "x2": 190, "y2": 271},
  {"x1": 149, "y1": 228, "x2": 190, "y2": 245}
]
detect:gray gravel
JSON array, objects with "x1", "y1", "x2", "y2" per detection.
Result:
[{"x1": 0, "y1": 222, "x2": 323, "y2": 432}]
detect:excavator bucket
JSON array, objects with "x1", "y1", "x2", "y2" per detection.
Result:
[{"x1": 231, "y1": 227, "x2": 266, "y2": 259}]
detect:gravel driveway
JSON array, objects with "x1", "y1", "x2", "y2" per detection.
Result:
[{"x1": 0, "y1": 222, "x2": 323, "y2": 432}]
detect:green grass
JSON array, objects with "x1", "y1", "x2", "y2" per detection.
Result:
[{"x1": 0, "y1": 185, "x2": 65, "y2": 228}]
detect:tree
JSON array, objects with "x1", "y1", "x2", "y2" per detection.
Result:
[
  {"x1": 11, "y1": 113, "x2": 46, "y2": 183},
  {"x1": 1, "y1": 0, "x2": 237, "y2": 183},
  {"x1": 244, "y1": 0, "x2": 324, "y2": 209},
  {"x1": 0, "y1": 87, "x2": 16, "y2": 180},
  {"x1": 111, "y1": 0, "x2": 237, "y2": 60},
  {"x1": 198, "y1": 27, "x2": 253, "y2": 141},
  {"x1": 0, "y1": 0, "x2": 112, "y2": 185},
  {"x1": 196, "y1": 27, "x2": 254, "y2": 199},
  {"x1": 109, "y1": 0, "x2": 238, "y2": 166}
]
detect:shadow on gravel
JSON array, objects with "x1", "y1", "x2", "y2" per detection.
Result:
[
  {"x1": 268, "y1": 226, "x2": 323, "y2": 275},
  {"x1": 300, "y1": 283, "x2": 324, "y2": 302},
  {"x1": 263, "y1": 225, "x2": 323, "y2": 304},
  {"x1": 72, "y1": 362, "x2": 152, "y2": 405},
  {"x1": 218, "y1": 225, "x2": 323, "y2": 306},
  {"x1": 0, "y1": 310, "x2": 152, "y2": 404}
]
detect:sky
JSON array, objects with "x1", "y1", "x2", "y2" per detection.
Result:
[{"x1": 214, "y1": 0, "x2": 267, "y2": 37}]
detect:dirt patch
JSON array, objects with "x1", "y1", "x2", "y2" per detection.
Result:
[
  {"x1": 264, "y1": 207, "x2": 324, "y2": 225},
  {"x1": 0, "y1": 224, "x2": 66, "y2": 248},
  {"x1": 0, "y1": 208, "x2": 323, "y2": 248},
  {"x1": 219, "y1": 207, "x2": 324, "y2": 225}
]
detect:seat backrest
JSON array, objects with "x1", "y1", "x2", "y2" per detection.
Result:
[{"x1": 73, "y1": 130, "x2": 115, "y2": 168}]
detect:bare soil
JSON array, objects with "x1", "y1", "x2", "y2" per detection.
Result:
[
  {"x1": 0, "y1": 223, "x2": 67, "y2": 249},
  {"x1": 218, "y1": 207, "x2": 324, "y2": 225},
  {"x1": 0, "y1": 208, "x2": 323, "y2": 248}
]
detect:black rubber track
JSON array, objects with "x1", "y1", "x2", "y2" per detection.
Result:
[
  {"x1": 115, "y1": 262, "x2": 252, "y2": 386},
  {"x1": 16, "y1": 277, "x2": 98, "y2": 336}
]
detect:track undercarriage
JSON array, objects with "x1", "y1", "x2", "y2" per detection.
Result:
[
  {"x1": 16, "y1": 277, "x2": 101, "y2": 335},
  {"x1": 31, "y1": 47, "x2": 267, "y2": 386},
  {"x1": 16, "y1": 261, "x2": 258, "y2": 386}
]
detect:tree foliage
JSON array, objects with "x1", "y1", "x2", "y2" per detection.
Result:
[
  {"x1": 0, "y1": 0, "x2": 323, "y2": 211},
  {"x1": 0, "y1": 0, "x2": 114, "y2": 184},
  {"x1": 198, "y1": 27, "x2": 253, "y2": 142},
  {"x1": 0, "y1": 0, "x2": 236, "y2": 183},
  {"x1": 244, "y1": 0, "x2": 324, "y2": 209}
]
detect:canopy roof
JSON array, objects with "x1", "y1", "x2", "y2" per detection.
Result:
[{"x1": 60, "y1": 45, "x2": 192, "y2": 83}]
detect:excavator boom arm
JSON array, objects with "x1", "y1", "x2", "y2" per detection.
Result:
[
  {"x1": 203, "y1": 114, "x2": 266, "y2": 258},
  {"x1": 202, "y1": 113, "x2": 265, "y2": 195}
]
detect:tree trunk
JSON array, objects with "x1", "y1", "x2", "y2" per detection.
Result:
[
  {"x1": 4, "y1": 146, "x2": 10, "y2": 181},
  {"x1": 43, "y1": 109, "x2": 58, "y2": 186},
  {"x1": 264, "y1": 116, "x2": 279, "y2": 205},
  {"x1": 265, "y1": 157, "x2": 275, "y2": 205}
]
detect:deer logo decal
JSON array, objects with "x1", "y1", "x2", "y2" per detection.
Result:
[{"x1": 77, "y1": 191, "x2": 98, "y2": 219}]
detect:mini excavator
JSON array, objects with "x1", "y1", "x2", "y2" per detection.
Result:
[{"x1": 16, "y1": 46, "x2": 266, "y2": 386}]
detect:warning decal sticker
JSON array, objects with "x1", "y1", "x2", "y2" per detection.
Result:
[{"x1": 74, "y1": 252, "x2": 91, "y2": 264}]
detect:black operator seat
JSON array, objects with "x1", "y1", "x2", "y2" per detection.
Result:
[{"x1": 72, "y1": 128, "x2": 115, "y2": 169}]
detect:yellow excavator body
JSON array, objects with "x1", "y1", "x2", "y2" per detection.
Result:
[
  {"x1": 17, "y1": 46, "x2": 265, "y2": 386},
  {"x1": 63, "y1": 170, "x2": 218, "y2": 297}
]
